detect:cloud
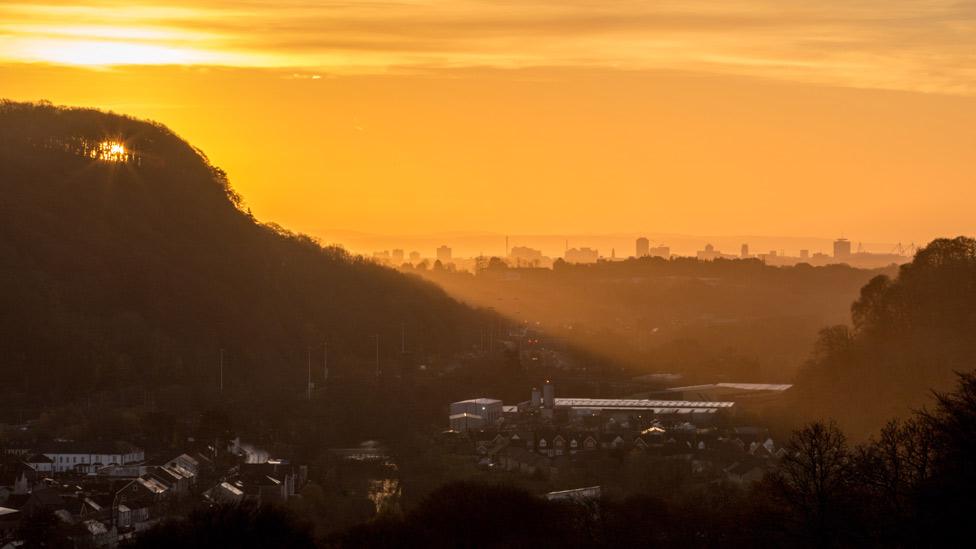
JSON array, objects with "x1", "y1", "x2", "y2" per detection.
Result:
[{"x1": 1, "y1": 1, "x2": 974, "y2": 94}]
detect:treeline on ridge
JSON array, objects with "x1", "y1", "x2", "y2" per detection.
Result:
[{"x1": 0, "y1": 101, "x2": 491, "y2": 417}]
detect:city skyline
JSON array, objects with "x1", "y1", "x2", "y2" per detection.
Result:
[{"x1": 330, "y1": 229, "x2": 918, "y2": 262}]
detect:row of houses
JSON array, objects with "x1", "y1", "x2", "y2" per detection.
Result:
[
  {"x1": 21, "y1": 441, "x2": 145, "y2": 475},
  {"x1": 0, "y1": 450, "x2": 212, "y2": 547},
  {"x1": 458, "y1": 424, "x2": 784, "y2": 486},
  {"x1": 0, "y1": 438, "x2": 308, "y2": 547},
  {"x1": 468, "y1": 424, "x2": 777, "y2": 457}
]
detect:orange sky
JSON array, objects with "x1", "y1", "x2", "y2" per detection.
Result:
[{"x1": 2, "y1": 1, "x2": 975, "y2": 252}]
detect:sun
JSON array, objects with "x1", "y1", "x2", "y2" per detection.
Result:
[{"x1": 95, "y1": 140, "x2": 128, "y2": 162}]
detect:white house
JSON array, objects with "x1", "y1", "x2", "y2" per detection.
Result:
[{"x1": 37, "y1": 441, "x2": 145, "y2": 474}]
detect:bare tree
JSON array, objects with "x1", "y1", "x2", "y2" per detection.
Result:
[{"x1": 772, "y1": 420, "x2": 856, "y2": 545}]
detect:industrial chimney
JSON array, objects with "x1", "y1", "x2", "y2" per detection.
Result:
[{"x1": 543, "y1": 380, "x2": 555, "y2": 409}]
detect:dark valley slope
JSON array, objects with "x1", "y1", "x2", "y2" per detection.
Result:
[
  {"x1": 420, "y1": 257, "x2": 892, "y2": 382},
  {"x1": 0, "y1": 101, "x2": 487, "y2": 415},
  {"x1": 795, "y1": 236, "x2": 976, "y2": 437}
]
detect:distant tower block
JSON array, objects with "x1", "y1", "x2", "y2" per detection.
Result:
[
  {"x1": 833, "y1": 238, "x2": 852, "y2": 259},
  {"x1": 636, "y1": 237, "x2": 650, "y2": 258},
  {"x1": 741, "y1": 244, "x2": 750, "y2": 258},
  {"x1": 541, "y1": 381, "x2": 556, "y2": 418},
  {"x1": 436, "y1": 245, "x2": 452, "y2": 262},
  {"x1": 800, "y1": 249, "x2": 810, "y2": 260},
  {"x1": 531, "y1": 387, "x2": 542, "y2": 407}
]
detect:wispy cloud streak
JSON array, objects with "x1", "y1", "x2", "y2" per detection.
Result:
[{"x1": 1, "y1": 1, "x2": 974, "y2": 93}]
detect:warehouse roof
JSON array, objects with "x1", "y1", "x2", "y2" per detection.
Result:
[
  {"x1": 452, "y1": 398, "x2": 503, "y2": 405},
  {"x1": 667, "y1": 383, "x2": 792, "y2": 392},
  {"x1": 554, "y1": 398, "x2": 733, "y2": 410}
]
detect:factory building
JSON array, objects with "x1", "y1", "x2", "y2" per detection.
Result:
[
  {"x1": 449, "y1": 382, "x2": 738, "y2": 432},
  {"x1": 449, "y1": 398, "x2": 504, "y2": 431},
  {"x1": 529, "y1": 382, "x2": 733, "y2": 423},
  {"x1": 552, "y1": 398, "x2": 733, "y2": 422}
]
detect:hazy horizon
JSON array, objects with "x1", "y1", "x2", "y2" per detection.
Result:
[{"x1": 309, "y1": 227, "x2": 915, "y2": 259}]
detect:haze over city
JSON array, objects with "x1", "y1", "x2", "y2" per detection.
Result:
[{"x1": 3, "y1": 2, "x2": 976, "y2": 548}]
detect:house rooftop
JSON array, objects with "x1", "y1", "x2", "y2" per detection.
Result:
[
  {"x1": 218, "y1": 481, "x2": 244, "y2": 496},
  {"x1": 135, "y1": 476, "x2": 168, "y2": 494},
  {"x1": 449, "y1": 412, "x2": 483, "y2": 420}
]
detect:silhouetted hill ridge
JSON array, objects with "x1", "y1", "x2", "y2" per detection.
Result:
[{"x1": 0, "y1": 101, "x2": 484, "y2": 409}]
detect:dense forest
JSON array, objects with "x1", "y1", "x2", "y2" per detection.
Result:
[
  {"x1": 420, "y1": 256, "x2": 893, "y2": 382},
  {"x1": 0, "y1": 101, "x2": 493, "y2": 420}
]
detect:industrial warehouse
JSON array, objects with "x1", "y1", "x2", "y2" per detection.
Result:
[
  {"x1": 443, "y1": 381, "x2": 792, "y2": 486},
  {"x1": 449, "y1": 382, "x2": 737, "y2": 433}
]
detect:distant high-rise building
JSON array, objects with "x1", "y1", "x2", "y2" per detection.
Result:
[
  {"x1": 565, "y1": 247, "x2": 599, "y2": 263},
  {"x1": 636, "y1": 237, "x2": 650, "y2": 258},
  {"x1": 697, "y1": 243, "x2": 721, "y2": 261},
  {"x1": 833, "y1": 238, "x2": 852, "y2": 259},
  {"x1": 391, "y1": 249, "x2": 405, "y2": 264},
  {"x1": 436, "y1": 245, "x2": 452, "y2": 262},
  {"x1": 800, "y1": 249, "x2": 810, "y2": 260},
  {"x1": 648, "y1": 246, "x2": 670, "y2": 259},
  {"x1": 510, "y1": 246, "x2": 543, "y2": 266},
  {"x1": 409, "y1": 251, "x2": 421, "y2": 263},
  {"x1": 741, "y1": 244, "x2": 750, "y2": 258}
]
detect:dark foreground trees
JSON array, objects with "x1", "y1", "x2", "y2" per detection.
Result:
[
  {"x1": 773, "y1": 371, "x2": 976, "y2": 547},
  {"x1": 134, "y1": 503, "x2": 315, "y2": 549},
  {"x1": 768, "y1": 421, "x2": 859, "y2": 546}
]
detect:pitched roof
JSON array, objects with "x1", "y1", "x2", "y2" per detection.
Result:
[
  {"x1": 82, "y1": 519, "x2": 108, "y2": 535},
  {"x1": 213, "y1": 481, "x2": 244, "y2": 497},
  {"x1": 135, "y1": 476, "x2": 168, "y2": 495}
]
